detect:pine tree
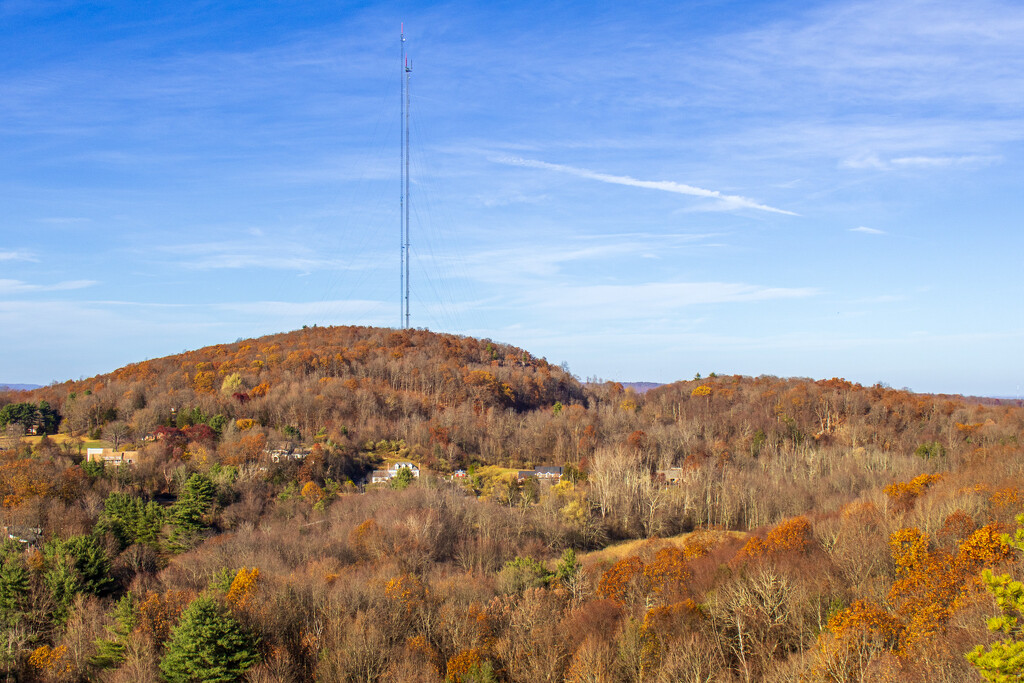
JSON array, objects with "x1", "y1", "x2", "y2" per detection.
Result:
[
  {"x1": 0, "y1": 553, "x2": 29, "y2": 629},
  {"x1": 555, "y1": 548, "x2": 580, "y2": 583},
  {"x1": 390, "y1": 466, "x2": 416, "y2": 490},
  {"x1": 43, "y1": 535, "x2": 112, "y2": 596},
  {"x1": 96, "y1": 492, "x2": 165, "y2": 549},
  {"x1": 91, "y1": 593, "x2": 137, "y2": 669},
  {"x1": 42, "y1": 535, "x2": 112, "y2": 622},
  {"x1": 172, "y1": 473, "x2": 215, "y2": 533},
  {"x1": 159, "y1": 596, "x2": 259, "y2": 683}
]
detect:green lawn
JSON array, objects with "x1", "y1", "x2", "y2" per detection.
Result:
[{"x1": 20, "y1": 434, "x2": 110, "y2": 450}]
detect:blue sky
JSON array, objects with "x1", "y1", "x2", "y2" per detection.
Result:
[{"x1": 2, "y1": 0, "x2": 1023, "y2": 395}]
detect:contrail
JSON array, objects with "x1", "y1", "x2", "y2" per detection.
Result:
[{"x1": 495, "y1": 156, "x2": 798, "y2": 216}]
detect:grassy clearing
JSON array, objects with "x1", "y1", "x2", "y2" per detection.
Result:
[
  {"x1": 20, "y1": 434, "x2": 109, "y2": 450},
  {"x1": 473, "y1": 465, "x2": 520, "y2": 479},
  {"x1": 578, "y1": 529, "x2": 747, "y2": 568}
]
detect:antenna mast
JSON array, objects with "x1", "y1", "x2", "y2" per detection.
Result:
[{"x1": 400, "y1": 26, "x2": 412, "y2": 329}]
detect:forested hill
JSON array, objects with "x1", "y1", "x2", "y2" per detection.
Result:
[
  {"x1": 5, "y1": 325, "x2": 1020, "y2": 479},
  {"x1": 48, "y1": 325, "x2": 583, "y2": 413},
  {"x1": 14, "y1": 325, "x2": 586, "y2": 469},
  {"x1": 4, "y1": 327, "x2": 1024, "y2": 680}
]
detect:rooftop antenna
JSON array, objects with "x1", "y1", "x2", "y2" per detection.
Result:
[{"x1": 400, "y1": 25, "x2": 412, "y2": 329}]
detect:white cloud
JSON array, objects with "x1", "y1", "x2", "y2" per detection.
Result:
[
  {"x1": 453, "y1": 233, "x2": 723, "y2": 285},
  {"x1": 0, "y1": 279, "x2": 96, "y2": 293},
  {"x1": 840, "y1": 154, "x2": 888, "y2": 170},
  {"x1": 150, "y1": 240, "x2": 367, "y2": 272},
  {"x1": 843, "y1": 153, "x2": 1002, "y2": 170},
  {"x1": 890, "y1": 155, "x2": 1000, "y2": 168},
  {"x1": 851, "y1": 226, "x2": 885, "y2": 234},
  {"x1": 0, "y1": 250, "x2": 37, "y2": 262},
  {"x1": 494, "y1": 157, "x2": 799, "y2": 216}
]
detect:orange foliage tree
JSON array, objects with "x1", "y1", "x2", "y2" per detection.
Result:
[
  {"x1": 885, "y1": 474, "x2": 942, "y2": 512},
  {"x1": 598, "y1": 556, "x2": 649, "y2": 607}
]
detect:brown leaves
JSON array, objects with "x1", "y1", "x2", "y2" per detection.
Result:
[
  {"x1": 597, "y1": 547, "x2": 695, "y2": 608},
  {"x1": 138, "y1": 590, "x2": 195, "y2": 644},
  {"x1": 733, "y1": 516, "x2": 814, "y2": 567},
  {"x1": 813, "y1": 600, "x2": 902, "y2": 681},
  {"x1": 597, "y1": 556, "x2": 648, "y2": 607},
  {"x1": 884, "y1": 474, "x2": 942, "y2": 512},
  {"x1": 884, "y1": 523, "x2": 1016, "y2": 651}
]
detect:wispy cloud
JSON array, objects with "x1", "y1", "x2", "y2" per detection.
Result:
[
  {"x1": 842, "y1": 153, "x2": 1001, "y2": 170},
  {"x1": 462, "y1": 243, "x2": 643, "y2": 280},
  {"x1": 556, "y1": 281, "x2": 816, "y2": 307},
  {"x1": 493, "y1": 157, "x2": 799, "y2": 216},
  {"x1": 0, "y1": 250, "x2": 37, "y2": 262},
  {"x1": 0, "y1": 279, "x2": 96, "y2": 293},
  {"x1": 851, "y1": 226, "x2": 885, "y2": 235},
  {"x1": 454, "y1": 233, "x2": 723, "y2": 284},
  {"x1": 150, "y1": 241, "x2": 369, "y2": 272},
  {"x1": 891, "y1": 155, "x2": 1000, "y2": 168}
]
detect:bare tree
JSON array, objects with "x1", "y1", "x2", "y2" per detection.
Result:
[{"x1": 103, "y1": 421, "x2": 133, "y2": 450}]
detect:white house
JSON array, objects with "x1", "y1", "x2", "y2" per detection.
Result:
[
  {"x1": 86, "y1": 448, "x2": 140, "y2": 466},
  {"x1": 371, "y1": 462, "x2": 420, "y2": 484}
]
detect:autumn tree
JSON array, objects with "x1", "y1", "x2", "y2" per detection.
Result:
[
  {"x1": 812, "y1": 600, "x2": 901, "y2": 681},
  {"x1": 967, "y1": 514, "x2": 1024, "y2": 681}
]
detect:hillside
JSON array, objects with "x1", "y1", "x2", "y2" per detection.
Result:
[
  {"x1": 2, "y1": 327, "x2": 1024, "y2": 681},
  {"x1": 19, "y1": 325, "x2": 585, "y2": 473}
]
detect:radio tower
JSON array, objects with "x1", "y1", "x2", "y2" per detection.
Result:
[{"x1": 400, "y1": 26, "x2": 412, "y2": 329}]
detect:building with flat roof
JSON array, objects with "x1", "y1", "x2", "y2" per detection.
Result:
[{"x1": 86, "y1": 448, "x2": 140, "y2": 466}]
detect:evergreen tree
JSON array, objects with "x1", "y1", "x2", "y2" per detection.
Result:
[
  {"x1": 0, "y1": 553, "x2": 29, "y2": 629},
  {"x1": 96, "y1": 492, "x2": 165, "y2": 549},
  {"x1": 91, "y1": 593, "x2": 138, "y2": 669},
  {"x1": 555, "y1": 548, "x2": 580, "y2": 583},
  {"x1": 390, "y1": 466, "x2": 415, "y2": 490},
  {"x1": 43, "y1": 554, "x2": 81, "y2": 624},
  {"x1": 172, "y1": 473, "x2": 216, "y2": 533},
  {"x1": 43, "y1": 535, "x2": 112, "y2": 596},
  {"x1": 42, "y1": 535, "x2": 112, "y2": 622},
  {"x1": 159, "y1": 596, "x2": 259, "y2": 683}
]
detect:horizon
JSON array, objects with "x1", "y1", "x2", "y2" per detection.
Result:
[{"x1": 2, "y1": 1, "x2": 1023, "y2": 396}]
